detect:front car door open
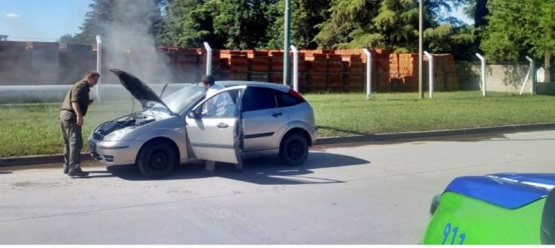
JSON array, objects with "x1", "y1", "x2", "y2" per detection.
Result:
[{"x1": 185, "y1": 87, "x2": 244, "y2": 164}]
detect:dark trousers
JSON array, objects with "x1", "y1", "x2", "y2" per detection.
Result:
[{"x1": 59, "y1": 110, "x2": 83, "y2": 170}]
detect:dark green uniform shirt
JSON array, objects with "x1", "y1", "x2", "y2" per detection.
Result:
[{"x1": 61, "y1": 79, "x2": 90, "y2": 116}]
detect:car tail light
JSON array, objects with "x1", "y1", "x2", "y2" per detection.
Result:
[{"x1": 287, "y1": 88, "x2": 306, "y2": 102}]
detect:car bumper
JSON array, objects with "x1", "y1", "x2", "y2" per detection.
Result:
[{"x1": 89, "y1": 139, "x2": 142, "y2": 165}]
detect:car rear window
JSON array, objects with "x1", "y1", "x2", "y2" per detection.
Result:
[
  {"x1": 277, "y1": 90, "x2": 305, "y2": 107},
  {"x1": 242, "y1": 87, "x2": 277, "y2": 112}
]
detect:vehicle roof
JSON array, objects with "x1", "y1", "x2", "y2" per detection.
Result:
[
  {"x1": 445, "y1": 173, "x2": 555, "y2": 209},
  {"x1": 216, "y1": 80, "x2": 292, "y2": 92}
]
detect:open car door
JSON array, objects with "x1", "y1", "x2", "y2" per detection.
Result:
[{"x1": 185, "y1": 87, "x2": 244, "y2": 164}]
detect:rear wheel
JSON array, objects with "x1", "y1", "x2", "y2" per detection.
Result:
[
  {"x1": 137, "y1": 141, "x2": 178, "y2": 178},
  {"x1": 279, "y1": 133, "x2": 309, "y2": 166}
]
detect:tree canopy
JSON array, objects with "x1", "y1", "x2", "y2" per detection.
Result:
[{"x1": 58, "y1": 0, "x2": 553, "y2": 70}]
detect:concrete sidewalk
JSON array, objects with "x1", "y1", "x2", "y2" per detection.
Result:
[{"x1": 2, "y1": 123, "x2": 555, "y2": 167}]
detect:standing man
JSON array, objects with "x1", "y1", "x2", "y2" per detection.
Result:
[
  {"x1": 201, "y1": 75, "x2": 243, "y2": 174},
  {"x1": 59, "y1": 71, "x2": 100, "y2": 177}
]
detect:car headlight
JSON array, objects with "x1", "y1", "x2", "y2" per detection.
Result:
[
  {"x1": 430, "y1": 194, "x2": 441, "y2": 216},
  {"x1": 103, "y1": 128, "x2": 134, "y2": 141}
]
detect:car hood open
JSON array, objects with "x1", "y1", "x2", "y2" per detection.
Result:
[{"x1": 109, "y1": 68, "x2": 171, "y2": 111}]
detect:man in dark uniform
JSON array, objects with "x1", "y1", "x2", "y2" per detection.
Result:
[{"x1": 59, "y1": 71, "x2": 100, "y2": 177}]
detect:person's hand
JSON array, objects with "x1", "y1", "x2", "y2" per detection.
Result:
[{"x1": 76, "y1": 116, "x2": 84, "y2": 126}]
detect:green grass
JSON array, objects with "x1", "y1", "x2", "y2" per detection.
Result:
[{"x1": 1, "y1": 91, "x2": 555, "y2": 158}]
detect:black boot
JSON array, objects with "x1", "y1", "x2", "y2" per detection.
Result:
[
  {"x1": 63, "y1": 166, "x2": 69, "y2": 174},
  {"x1": 68, "y1": 168, "x2": 89, "y2": 177}
]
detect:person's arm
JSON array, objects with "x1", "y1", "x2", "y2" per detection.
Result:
[{"x1": 71, "y1": 101, "x2": 84, "y2": 126}]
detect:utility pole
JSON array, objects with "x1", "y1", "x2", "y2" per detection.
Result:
[
  {"x1": 418, "y1": 0, "x2": 423, "y2": 99},
  {"x1": 283, "y1": 0, "x2": 291, "y2": 86}
]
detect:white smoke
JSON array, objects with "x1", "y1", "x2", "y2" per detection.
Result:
[{"x1": 102, "y1": 0, "x2": 174, "y2": 85}]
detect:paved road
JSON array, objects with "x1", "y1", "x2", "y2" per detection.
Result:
[{"x1": 1, "y1": 130, "x2": 555, "y2": 244}]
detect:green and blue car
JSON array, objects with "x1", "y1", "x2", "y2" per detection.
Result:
[{"x1": 421, "y1": 173, "x2": 555, "y2": 244}]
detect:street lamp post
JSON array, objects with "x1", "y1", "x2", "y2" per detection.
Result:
[
  {"x1": 418, "y1": 0, "x2": 423, "y2": 99},
  {"x1": 283, "y1": 0, "x2": 291, "y2": 86}
]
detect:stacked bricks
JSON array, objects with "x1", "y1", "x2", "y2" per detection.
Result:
[
  {"x1": 268, "y1": 50, "x2": 284, "y2": 84},
  {"x1": 59, "y1": 44, "x2": 96, "y2": 85},
  {"x1": 248, "y1": 50, "x2": 270, "y2": 82},
  {"x1": 221, "y1": 50, "x2": 249, "y2": 80},
  {"x1": 163, "y1": 47, "x2": 202, "y2": 83},
  {"x1": 423, "y1": 53, "x2": 459, "y2": 92},
  {"x1": 389, "y1": 53, "x2": 418, "y2": 92},
  {"x1": 0, "y1": 41, "x2": 30, "y2": 85},
  {"x1": 0, "y1": 41, "x2": 460, "y2": 93}
]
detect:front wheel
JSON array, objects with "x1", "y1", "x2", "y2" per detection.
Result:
[
  {"x1": 279, "y1": 133, "x2": 309, "y2": 166},
  {"x1": 137, "y1": 141, "x2": 178, "y2": 178}
]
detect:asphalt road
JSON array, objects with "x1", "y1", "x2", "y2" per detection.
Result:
[{"x1": 1, "y1": 130, "x2": 555, "y2": 244}]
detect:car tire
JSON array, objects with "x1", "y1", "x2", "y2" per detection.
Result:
[
  {"x1": 137, "y1": 141, "x2": 178, "y2": 178},
  {"x1": 279, "y1": 133, "x2": 309, "y2": 166}
]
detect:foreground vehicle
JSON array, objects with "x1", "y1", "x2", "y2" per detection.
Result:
[
  {"x1": 88, "y1": 69, "x2": 317, "y2": 178},
  {"x1": 421, "y1": 173, "x2": 555, "y2": 244}
]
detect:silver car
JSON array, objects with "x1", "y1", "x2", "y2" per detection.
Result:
[{"x1": 88, "y1": 69, "x2": 317, "y2": 178}]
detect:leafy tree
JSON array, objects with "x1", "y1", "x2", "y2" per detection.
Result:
[
  {"x1": 157, "y1": 0, "x2": 218, "y2": 47},
  {"x1": 267, "y1": 0, "x2": 330, "y2": 49},
  {"x1": 59, "y1": 0, "x2": 165, "y2": 45},
  {"x1": 481, "y1": 0, "x2": 554, "y2": 81},
  {"x1": 158, "y1": 0, "x2": 280, "y2": 49},
  {"x1": 212, "y1": 0, "x2": 279, "y2": 49},
  {"x1": 315, "y1": 0, "x2": 472, "y2": 53},
  {"x1": 315, "y1": 0, "x2": 380, "y2": 49}
]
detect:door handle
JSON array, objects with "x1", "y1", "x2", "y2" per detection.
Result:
[
  {"x1": 217, "y1": 123, "x2": 229, "y2": 128},
  {"x1": 272, "y1": 112, "x2": 283, "y2": 118}
]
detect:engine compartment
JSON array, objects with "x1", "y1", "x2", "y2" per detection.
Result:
[{"x1": 93, "y1": 112, "x2": 156, "y2": 140}]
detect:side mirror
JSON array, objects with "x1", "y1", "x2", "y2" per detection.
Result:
[
  {"x1": 188, "y1": 111, "x2": 199, "y2": 119},
  {"x1": 541, "y1": 188, "x2": 555, "y2": 244}
]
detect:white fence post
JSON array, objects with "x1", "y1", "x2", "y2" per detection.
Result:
[
  {"x1": 476, "y1": 53, "x2": 486, "y2": 97},
  {"x1": 203, "y1": 42, "x2": 212, "y2": 76},
  {"x1": 95, "y1": 35, "x2": 102, "y2": 102},
  {"x1": 290, "y1": 45, "x2": 299, "y2": 92},
  {"x1": 424, "y1": 51, "x2": 433, "y2": 98},
  {"x1": 526, "y1": 56, "x2": 535, "y2": 96},
  {"x1": 363, "y1": 49, "x2": 372, "y2": 100}
]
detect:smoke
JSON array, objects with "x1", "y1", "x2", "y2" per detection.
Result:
[{"x1": 102, "y1": 0, "x2": 175, "y2": 86}]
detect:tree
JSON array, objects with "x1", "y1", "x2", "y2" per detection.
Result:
[
  {"x1": 59, "y1": 0, "x2": 165, "y2": 45},
  {"x1": 315, "y1": 0, "x2": 380, "y2": 49},
  {"x1": 213, "y1": 0, "x2": 279, "y2": 49},
  {"x1": 158, "y1": 0, "x2": 280, "y2": 49},
  {"x1": 267, "y1": 0, "x2": 330, "y2": 49},
  {"x1": 481, "y1": 0, "x2": 554, "y2": 81},
  {"x1": 315, "y1": 0, "x2": 472, "y2": 53}
]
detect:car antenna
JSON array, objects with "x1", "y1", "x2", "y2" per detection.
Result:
[
  {"x1": 160, "y1": 83, "x2": 169, "y2": 98},
  {"x1": 130, "y1": 94, "x2": 136, "y2": 115}
]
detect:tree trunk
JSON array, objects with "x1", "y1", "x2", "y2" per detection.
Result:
[
  {"x1": 545, "y1": 52, "x2": 552, "y2": 82},
  {"x1": 475, "y1": 0, "x2": 489, "y2": 27}
]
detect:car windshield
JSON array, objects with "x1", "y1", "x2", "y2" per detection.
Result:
[{"x1": 152, "y1": 84, "x2": 205, "y2": 114}]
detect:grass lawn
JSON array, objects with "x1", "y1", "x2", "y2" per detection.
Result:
[{"x1": 1, "y1": 91, "x2": 554, "y2": 158}]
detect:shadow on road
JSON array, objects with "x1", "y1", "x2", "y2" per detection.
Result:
[{"x1": 102, "y1": 151, "x2": 369, "y2": 185}]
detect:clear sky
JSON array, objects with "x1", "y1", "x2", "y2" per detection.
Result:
[
  {"x1": 0, "y1": 0, "x2": 473, "y2": 43},
  {"x1": 0, "y1": 0, "x2": 92, "y2": 42}
]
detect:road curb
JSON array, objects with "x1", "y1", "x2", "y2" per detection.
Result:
[
  {"x1": 315, "y1": 123, "x2": 555, "y2": 145},
  {"x1": 2, "y1": 123, "x2": 555, "y2": 167}
]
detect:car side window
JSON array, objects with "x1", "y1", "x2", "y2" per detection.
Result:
[
  {"x1": 199, "y1": 89, "x2": 240, "y2": 118},
  {"x1": 242, "y1": 87, "x2": 277, "y2": 112}
]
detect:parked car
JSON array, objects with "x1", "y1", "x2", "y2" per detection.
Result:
[
  {"x1": 88, "y1": 69, "x2": 317, "y2": 178},
  {"x1": 421, "y1": 173, "x2": 555, "y2": 244}
]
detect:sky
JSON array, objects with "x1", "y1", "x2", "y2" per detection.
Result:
[
  {"x1": 0, "y1": 0, "x2": 473, "y2": 43},
  {"x1": 0, "y1": 0, "x2": 91, "y2": 42}
]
